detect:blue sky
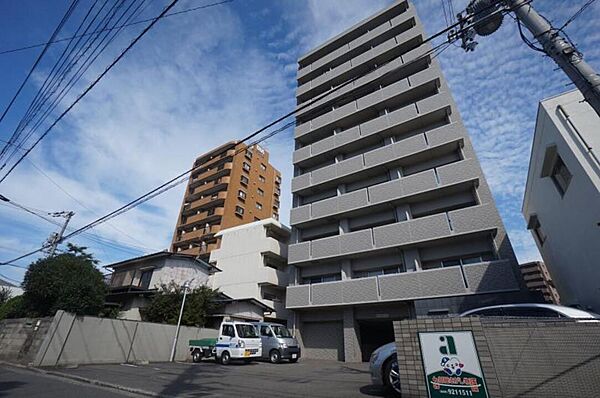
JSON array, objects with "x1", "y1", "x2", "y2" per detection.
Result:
[{"x1": 1, "y1": 0, "x2": 599, "y2": 283}]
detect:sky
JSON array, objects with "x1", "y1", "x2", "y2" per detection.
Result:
[{"x1": 0, "y1": 0, "x2": 599, "y2": 284}]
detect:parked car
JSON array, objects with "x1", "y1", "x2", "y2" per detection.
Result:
[
  {"x1": 189, "y1": 321, "x2": 262, "y2": 365},
  {"x1": 369, "y1": 303, "x2": 599, "y2": 396},
  {"x1": 252, "y1": 321, "x2": 301, "y2": 363}
]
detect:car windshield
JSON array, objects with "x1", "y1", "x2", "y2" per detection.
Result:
[
  {"x1": 272, "y1": 325, "x2": 292, "y2": 338},
  {"x1": 235, "y1": 324, "x2": 258, "y2": 338}
]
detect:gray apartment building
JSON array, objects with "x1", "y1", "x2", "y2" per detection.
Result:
[{"x1": 286, "y1": 0, "x2": 529, "y2": 362}]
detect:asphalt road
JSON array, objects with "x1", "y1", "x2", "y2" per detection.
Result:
[
  {"x1": 52, "y1": 359, "x2": 393, "y2": 397},
  {"x1": 0, "y1": 365, "x2": 140, "y2": 398}
]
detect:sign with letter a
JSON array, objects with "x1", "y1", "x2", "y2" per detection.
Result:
[{"x1": 419, "y1": 331, "x2": 489, "y2": 398}]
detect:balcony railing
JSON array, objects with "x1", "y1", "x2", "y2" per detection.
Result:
[{"x1": 286, "y1": 259, "x2": 519, "y2": 309}]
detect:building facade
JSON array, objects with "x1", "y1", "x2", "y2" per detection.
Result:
[
  {"x1": 171, "y1": 141, "x2": 282, "y2": 261},
  {"x1": 106, "y1": 252, "x2": 218, "y2": 320},
  {"x1": 522, "y1": 90, "x2": 600, "y2": 312},
  {"x1": 519, "y1": 261, "x2": 560, "y2": 304},
  {"x1": 287, "y1": 0, "x2": 527, "y2": 362},
  {"x1": 209, "y1": 218, "x2": 291, "y2": 325}
]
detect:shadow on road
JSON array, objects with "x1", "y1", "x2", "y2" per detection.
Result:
[{"x1": 0, "y1": 381, "x2": 26, "y2": 397}]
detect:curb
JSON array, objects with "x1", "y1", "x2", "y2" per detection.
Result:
[{"x1": 0, "y1": 361, "x2": 159, "y2": 397}]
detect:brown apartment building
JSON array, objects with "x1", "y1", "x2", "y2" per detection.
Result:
[
  {"x1": 520, "y1": 261, "x2": 561, "y2": 304},
  {"x1": 171, "y1": 141, "x2": 282, "y2": 260}
]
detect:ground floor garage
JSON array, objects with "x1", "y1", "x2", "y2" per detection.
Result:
[{"x1": 292, "y1": 302, "x2": 413, "y2": 362}]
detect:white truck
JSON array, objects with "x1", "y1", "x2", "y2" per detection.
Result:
[{"x1": 189, "y1": 321, "x2": 262, "y2": 365}]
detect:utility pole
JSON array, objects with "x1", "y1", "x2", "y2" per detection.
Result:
[
  {"x1": 453, "y1": 0, "x2": 600, "y2": 117},
  {"x1": 47, "y1": 211, "x2": 74, "y2": 257},
  {"x1": 170, "y1": 279, "x2": 194, "y2": 362}
]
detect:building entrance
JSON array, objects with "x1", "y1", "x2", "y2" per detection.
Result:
[{"x1": 358, "y1": 319, "x2": 395, "y2": 362}]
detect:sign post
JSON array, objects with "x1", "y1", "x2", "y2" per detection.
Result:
[{"x1": 419, "y1": 331, "x2": 489, "y2": 398}]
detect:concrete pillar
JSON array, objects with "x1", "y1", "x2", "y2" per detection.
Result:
[
  {"x1": 341, "y1": 260, "x2": 352, "y2": 280},
  {"x1": 404, "y1": 248, "x2": 422, "y2": 272},
  {"x1": 343, "y1": 307, "x2": 362, "y2": 363}
]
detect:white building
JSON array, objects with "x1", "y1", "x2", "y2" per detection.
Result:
[
  {"x1": 523, "y1": 89, "x2": 600, "y2": 313},
  {"x1": 209, "y1": 218, "x2": 291, "y2": 325}
]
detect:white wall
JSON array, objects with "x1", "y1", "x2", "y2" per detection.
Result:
[
  {"x1": 151, "y1": 257, "x2": 211, "y2": 289},
  {"x1": 209, "y1": 219, "x2": 290, "y2": 320},
  {"x1": 523, "y1": 90, "x2": 600, "y2": 312}
]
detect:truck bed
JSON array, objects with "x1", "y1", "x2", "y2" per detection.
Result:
[{"x1": 189, "y1": 338, "x2": 218, "y2": 347}]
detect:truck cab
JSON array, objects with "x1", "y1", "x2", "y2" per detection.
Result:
[
  {"x1": 215, "y1": 321, "x2": 262, "y2": 365},
  {"x1": 252, "y1": 322, "x2": 301, "y2": 364}
]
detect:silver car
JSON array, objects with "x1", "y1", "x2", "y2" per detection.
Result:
[
  {"x1": 369, "y1": 303, "x2": 599, "y2": 396},
  {"x1": 252, "y1": 322, "x2": 301, "y2": 364}
]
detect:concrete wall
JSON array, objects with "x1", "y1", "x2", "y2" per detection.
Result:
[
  {"x1": 522, "y1": 90, "x2": 600, "y2": 312},
  {"x1": 0, "y1": 317, "x2": 53, "y2": 365},
  {"x1": 393, "y1": 317, "x2": 600, "y2": 397},
  {"x1": 152, "y1": 257, "x2": 211, "y2": 289},
  {"x1": 33, "y1": 311, "x2": 217, "y2": 367}
]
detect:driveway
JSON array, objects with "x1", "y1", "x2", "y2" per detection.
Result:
[{"x1": 51, "y1": 359, "x2": 393, "y2": 397}]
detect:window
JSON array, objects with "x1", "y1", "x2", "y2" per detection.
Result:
[
  {"x1": 423, "y1": 253, "x2": 495, "y2": 270},
  {"x1": 354, "y1": 266, "x2": 401, "y2": 279},
  {"x1": 275, "y1": 175, "x2": 281, "y2": 185},
  {"x1": 238, "y1": 190, "x2": 246, "y2": 200},
  {"x1": 528, "y1": 215, "x2": 546, "y2": 246},
  {"x1": 260, "y1": 163, "x2": 267, "y2": 171},
  {"x1": 256, "y1": 202, "x2": 262, "y2": 210},
  {"x1": 206, "y1": 208, "x2": 215, "y2": 216},
  {"x1": 257, "y1": 188, "x2": 264, "y2": 196},
  {"x1": 273, "y1": 199, "x2": 280, "y2": 208},
  {"x1": 222, "y1": 324, "x2": 235, "y2": 337},
  {"x1": 235, "y1": 324, "x2": 258, "y2": 338},
  {"x1": 550, "y1": 155, "x2": 572, "y2": 196},
  {"x1": 240, "y1": 175, "x2": 249, "y2": 186},
  {"x1": 242, "y1": 161, "x2": 251, "y2": 172},
  {"x1": 235, "y1": 205, "x2": 244, "y2": 216},
  {"x1": 138, "y1": 270, "x2": 153, "y2": 289},
  {"x1": 275, "y1": 187, "x2": 280, "y2": 196},
  {"x1": 272, "y1": 212, "x2": 279, "y2": 220},
  {"x1": 502, "y1": 307, "x2": 563, "y2": 318},
  {"x1": 260, "y1": 326, "x2": 273, "y2": 337},
  {"x1": 301, "y1": 273, "x2": 342, "y2": 285},
  {"x1": 245, "y1": 150, "x2": 253, "y2": 160},
  {"x1": 211, "y1": 193, "x2": 218, "y2": 200},
  {"x1": 263, "y1": 291, "x2": 281, "y2": 302},
  {"x1": 259, "y1": 175, "x2": 266, "y2": 183}
]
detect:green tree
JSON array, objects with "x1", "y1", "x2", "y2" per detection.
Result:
[
  {"x1": 21, "y1": 243, "x2": 107, "y2": 317},
  {"x1": 142, "y1": 282, "x2": 219, "y2": 327},
  {"x1": 0, "y1": 286, "x2": 11, "y2": 306},
  {"x1": 0, "y1": 296, "x2": 25, "y2": 320}
]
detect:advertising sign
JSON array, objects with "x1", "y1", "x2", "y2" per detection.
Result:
[{"x1": 418, "y1": 331, "x2": 489, "y2": 398}]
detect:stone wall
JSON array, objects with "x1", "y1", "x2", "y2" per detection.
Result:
[
  {"x1": 0, "y1": 317, "x2": 53, "y2": 365},
  {"x1": 394, "y1": 317, "x2": 600, "y2": 397}
]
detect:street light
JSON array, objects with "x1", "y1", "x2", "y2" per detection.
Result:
[{"x1": 169, "y1": 278, "x2": 194, "y2": 362}]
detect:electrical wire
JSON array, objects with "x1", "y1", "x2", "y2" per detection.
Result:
[
  {"x1": 0, "y1": 0, "x2": 183, "y2": 185},
  {"x1": 0, "y1": 0, "x2": 509, "y2": 266},
  {"x1": 0, "y1": 0, "x2": 234, "y2": 56},
  {"x1": 0, "y1": 0, "x2": 79, "y2": 147},
  {"x1": 559, "y1": 0, "x2": 597, "y2": 31}
]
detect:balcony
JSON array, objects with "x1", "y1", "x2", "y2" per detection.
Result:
[
  {"x1": 188, "y1": 176, "x2": 230, "y2": 200},
  {"x1": 185, "y1": 191, "x2": 227, "y2": 215},
  {"x1": 183, "y1": 207, "x2": 224, "y2": 226},
  {"x1": 258, "y1": 266, "x2": 289, "y2": 288},
  {"x1": 286, "y1": 259, "x2": 519, "y2": 309},
  {"x1": 196, "y1": 149, "x2": 235, "y2": 170},
  {"x1": 177, "y1": 242, "x2": 220, "y2": 255},
  {"x1": 174, "y1": 225, "x2": 221, "y2": 244},
  {"x1": 290, "y1": 157, "x2": 482, "y2": 227},
  {"x1": 288, "y1": 203, "x2": 502, "y2": 265},
  {"x1": 296, "y1": 28, "x2": 423, "y2": 104},
  {"x1": 189, "y1": 162, "x2": 233, "y2": 189},
  {"x1": 297, "y1": 6, "x2": 416, "y2": 84},
  {"x1": 291, "y1": 112, "x2": 460, "y2": 195}
]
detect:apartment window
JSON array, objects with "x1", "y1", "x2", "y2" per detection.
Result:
[
  {"x1": 441, "y1": 253, "x2": 494, "y2": 268},
  {"x1": 550, "y1": 155, "x2": 572, "y2": 196},
  {"x1": 262, "y1": 292, "x2": 281, "y2": 302},
  {"x1": 139, "y1": 270, "x2": 153, "y2": 290},
  {"x1": 211, "y1": 193, "x2": 218, "y2": 200},
  {"x1": 240, "y1": 175, "x2": 249, "y2": 186},
  {"x1": 259, "y1": 175, "x2": 266, "y2": 183},
  {"x1": 272, "y1": 212, "x2": 279, "y2": 220},
  {"x1": 275, "y1": 175, "x2": 281, "y2": 185},
  {"x1": 206, "y1": 208, "x2": 215, "y2": 216},
  {"x1": 273, "y1": 199, "x2": 280, "y2": 208},
  {"x1": 238, "y1": 190, "x2": 246, "y2": 201},
  {"x1": 245, "y1": 150, "x2": 253, "y2": 160},
  {"x1": 275, "y1": 187, "x2": 280, "y2": 196},
  {"x1": 354, "y1": 266, "x2": 401, "y2": 279},
  {"x1": 256, "y1": 202, "x2": 263, "y2": 210},
  {"x1": 235, "y1": 205, "x2": 244, "y2": 217},
  {"x1": 301, "y1": 273, "x2": 342, "y2": 285},
  {"x1": 257, "y1": 188, "x2": 264, "y2": 196},
  {"x1": 528, "y1": 215, "x2": 546, "y2": 246},
  {"x1": 260, "y1": 163, "x2": 267, "y2": 171},
  {"x1": 242, "y1": 162, "x2": 251, "y2": 172}
]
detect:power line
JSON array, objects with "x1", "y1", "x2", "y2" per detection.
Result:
[
  {"x1": 0, "y1": 0, "x2": 79, "y2": 137},
  {"x1": 559, "y1": 0, "x2": 598, "y2": 31},
  {"x1": 0, "y1": 0, "x2": 234, "y2": 56},
  {"x1": 0, "y1": 0, "x2": 507, "y2": 266},
  {"x1": 0, "y1": 0, "x2": 183, "y2": 184}
]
